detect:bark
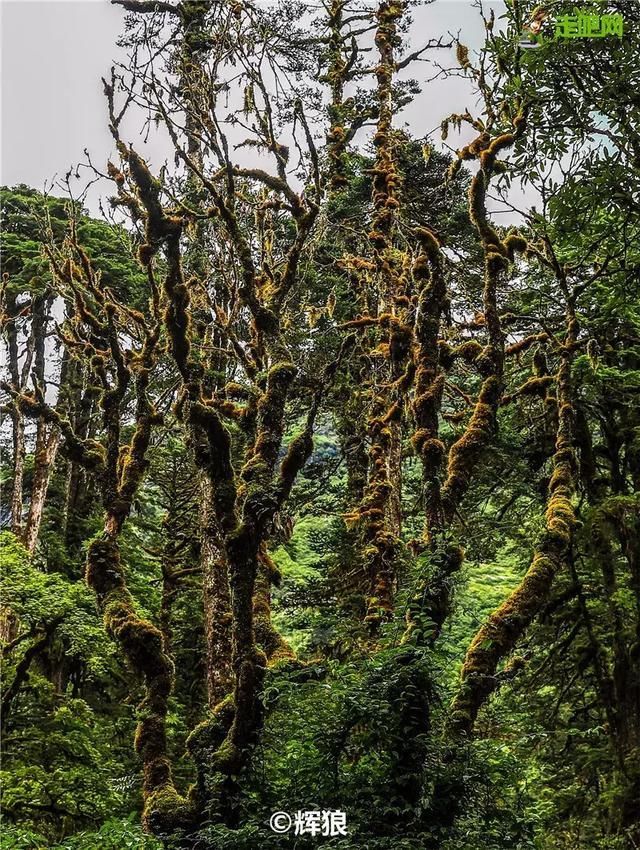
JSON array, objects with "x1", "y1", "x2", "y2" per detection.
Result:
[
  {"x1": 2, "y1": 286, "x2": 28, "y2": 535},
  {"x1": 404, "y1": 111, "x2": 527, "y2": 645},
  {"x1": 158, "y1": 563, "x2": 177, "y2": 659},
  {"x1": 387, "y1": 418, "x2": 403, "y2": 539},
  {"x1": 359, "y1": 0, "x2": 409, "y2": 631},
  {"x1": 0, "y1": 609, "x2": 20, "y2": 645},
  {"x1": 19, "y1": 293, "x2": 63, "y2": 554},
  {"x1": 0, "y1": 289, "x2": 26, "y2": 636},
  {"x1": 218, "y1": 361, "x2": 298, "y2": 789},
  {"x1": 63, "y1": 362, "x2": 94, "y2": 545},
  {"x1": 589, "y1": 498, "x2": 640, "y2": 834},
  {"x1": 253, "y1": 544, "x2": 295, "y2": 665},
  {"x1": 79, "y1": 352, "x2": 187, "y2": 829},
  {"x1": 409, "y1": 229, "x2": 447, "y2": 540},
  {"x1": 325, "y1": 0, "x2": 349, "y2": 192}
]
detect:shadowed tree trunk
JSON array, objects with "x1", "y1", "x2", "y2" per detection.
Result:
[
  {"x1": 1, "y1": 617, "x2": 62, "y2": 733},
  {"x1": 345, "y1": 0, "x2": 410, "y2": 633},
  {"x1": 9, "y1": 406, "x2": 25, "y2": 537}
]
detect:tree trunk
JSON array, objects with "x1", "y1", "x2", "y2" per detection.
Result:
[
  {"x1": 23, "y1": 424, "x2": 60, "y2": 554},
  {"x1": 253, "y1": 544, "x2": 295, "y2": 665},
  {"x1": 86, "y1": 524, "x2": 190, "y2": 832},
  {"x1": 10, "y1": 407, "x2": 25, "y2": 536},
  {"x1": 450, "y1": 300, "x2": 577, "y2": 734},
  {"x1": 200, "y1": 475, "x2": 233, "y2": 709},
  {"x1": 21, "y1": 293, "x2": 60, "y2": 554},
  {"x1": 1, "y1": 618, "x2": 61, "y2": 733},
  {"x1": 387, "y1": 419, "x2": 403, "y2": 541},
  {"x1": 63, "y1": 363, "x2": 93, "y2": 544}
]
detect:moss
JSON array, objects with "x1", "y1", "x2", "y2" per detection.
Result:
[
  {"x1": 441, "y1": 376, "x2": 501, "y2": 520},
  {"x1": 86, "y1": 535, "x2": 182, "y2": 822},
  {"x1": 143, "y1": 786, "x2": 193, "y2": 835},
  {"x1": 357, "y1": 393, "x2": 402, "y2": 630},
  {"x1": 438, "y1": 341, "x2": 456, "y2": 369},
  {"x1": 187, "y1": 700, "x2": 234, "y2": 764},
  {"x1": 388, "y1": 318, "x2": 413, "y2": 363},
  {"x1": 487, "y1": 251, "x2": 508, "y2": 274},
  {"x1": 504, "y1": 232, "x2": 528, "y2": 257},
  {"x1": 454, "y1": 339, "x2": 483, "y2": 362},
  {"x1": 506, "y1": 333, "x2": 548, "y2": 357},
  {"x1": 456, "y1": 42, "x2": 470, "y2": 69},
  {"x1": 417, "y1": 437, "x2": 446, "y2": 466},
  {"x1": 265, "y1": 361, "x2": 297, "y2": 384},
  {"x1": 450, "y1": 549, "x2": 560, "y2": 733},
  {"x1": 448, "y1": 158, "x2": 462, "y2": 180},
  {"x1": 279, "y1": 430, "x2": 313, "y2": 486},
  {"x1": 253, "y1": 547, "x2": 296, "y2": 664},
  {"x1": 415, "y1": 226, "x2": 441, "y2": 262},
  {"x1": 210, "y1": 738, "x2": 242, "y2": 775},
  {"x1": 503, "y1": 375, "x2": 554, "y2": 404},
  {"x1": 255, "y1": 617, "x2": 296, "y2": 665}
]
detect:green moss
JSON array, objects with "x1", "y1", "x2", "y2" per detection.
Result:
[
  {"x1": 143, "y1": 786, "x2": 192, "y2": 835},
  {"x1": 210, "y1": 737, "x2": 241, "y2": 775},
  {"x1": 187, "y1": 705, "x2": 233, "y2": 763}
]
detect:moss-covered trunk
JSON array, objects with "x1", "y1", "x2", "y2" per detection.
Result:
[
  {"x1": 200, "y1": 475, "x2": 234, "y2": 710},
  {"x1": 253, "y1": 545, "x2": 295, "y2": 665},
  {"x1": 86, "y1": 529, "x2": 189, "y2": 832},
  {"x1": 360, "y1": 0, "x2": 408, "y2": 632},
  {"x1": 450, "y1": 300, "x2": 577, "y2": 734},
  {"x1": 404, "y1": 110, "x2": 528, "y2": 642}
]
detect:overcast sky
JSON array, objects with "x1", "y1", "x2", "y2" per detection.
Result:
[{"x1": 1, "y1": 0, "x2": 513, "y2": 215}]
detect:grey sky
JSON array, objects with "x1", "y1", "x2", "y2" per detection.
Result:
[
  {"x1": 1, "y1": 0, "x2": 514, "y2": 215},
  {"x1": 1, "y1": 1, "x2": 125, "y2": 193}
]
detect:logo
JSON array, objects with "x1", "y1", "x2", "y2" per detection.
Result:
[{"x1": 269, "y1": 811, "x2": 293, "y2": 834}]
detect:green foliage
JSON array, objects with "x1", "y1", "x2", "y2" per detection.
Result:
[
  {"x1": 0, "y1": 815, "x2": 162, "y2": 850},
  {"x1": 1, "y1": 672, "x2": 140, "y2": 840},
  {"x1": 0, "y1": 186, "x2": 148, "y2": 306},
  {"x1": 0, "y1": 533, "x2": 112, "y2": 674}
]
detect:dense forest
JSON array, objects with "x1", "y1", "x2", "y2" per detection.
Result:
[{"x1": 1, "y1": 1, "x2": 639, "y2": 848}]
